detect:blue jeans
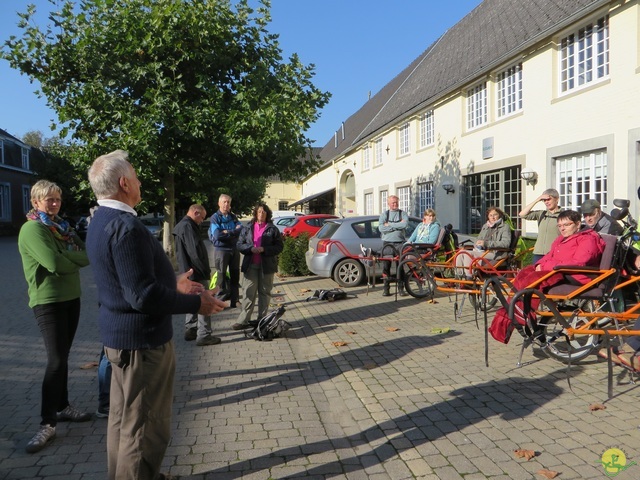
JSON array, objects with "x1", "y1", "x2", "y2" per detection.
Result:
[{"x1": 98, "y1": 348, "x2": 112, "y2": 412}]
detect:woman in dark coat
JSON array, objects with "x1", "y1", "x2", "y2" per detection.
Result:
[{"x1": 232, "y1": 203, "x2": 283, "y2": 330}]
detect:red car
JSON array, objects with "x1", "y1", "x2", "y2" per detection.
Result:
[{"x1": 281, "y1": 214, "x2": 339, "y2": 238}]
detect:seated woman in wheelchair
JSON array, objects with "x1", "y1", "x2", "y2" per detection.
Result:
[
  {"x1": 489, "y1": 210, "x2": 606, "y2": 343},
  {"x1": 455, "y1": 206, "x2": 511, "y2": 278},
  {"x1": 406, "y1": 208, "x2": 441, "y2": 246}
]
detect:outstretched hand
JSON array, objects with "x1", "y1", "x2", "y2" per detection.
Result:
[
  {"x1": 177, "y1": 269, "x2": 205, "y2": 294},
  {"x1": 198, "y1": 290, "x2": 229, "y2": 315}
]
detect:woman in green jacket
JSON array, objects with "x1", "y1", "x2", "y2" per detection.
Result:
[{"x1": 18, "y1": 180, "x2": 91, "y2": 453}]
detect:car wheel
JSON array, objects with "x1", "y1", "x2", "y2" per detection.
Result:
[{"x1": 333, "y1": 258, "x2": 365, "y2": 287}]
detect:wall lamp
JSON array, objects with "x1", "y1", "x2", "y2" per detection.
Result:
[
  {"x1": 442, "y1": 182, "x2": 455, "y2": 195},
  {"x1": 520, "y1": 167, "x2": 538, "y2": 187}
]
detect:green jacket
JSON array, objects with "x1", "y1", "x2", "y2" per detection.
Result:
[{"x1": 18, "y1": 220, "x2": 89, "y2": 308}]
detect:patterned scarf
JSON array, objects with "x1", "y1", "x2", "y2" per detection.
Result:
[{"x1": 26, "y1": 208, "x2": 78, "y2": 248}]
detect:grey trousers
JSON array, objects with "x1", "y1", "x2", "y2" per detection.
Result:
[
  {"x1": 236, "y1": 264, "x2": 274, "y2": 326},
  {"x1": 105, "y1": 341, "x2": 175, "y2": 480},
  {"x1": 185, "y1": 279, "x2": 212, "y2": 339}
]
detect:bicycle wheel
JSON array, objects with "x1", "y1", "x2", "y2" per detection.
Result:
[
  {"x1": 539, "y1": 300, "x2": 604, "y2": 363},
  {"x1": 401, "y1": 260, "x2": 436, "y2": 298}
]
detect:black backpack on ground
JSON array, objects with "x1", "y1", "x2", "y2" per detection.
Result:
[
  {"x1": 245, "y1": 306, "x2": 290, "y2": 341},
  {"x1": 306, "y1": 288, "x2": 355, "y2": 302}
]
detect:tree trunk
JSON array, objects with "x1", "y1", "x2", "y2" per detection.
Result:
[{"x1": 163, "y1": 173, "x2": 176, "y2": 264}]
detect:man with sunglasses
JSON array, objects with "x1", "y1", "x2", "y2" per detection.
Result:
[
  {"x1": 519, "y1": 188, "x2": 563, "y2": 264},
  {"x1": 580, "y1": 198, "x2": 623, "y2": 236}
]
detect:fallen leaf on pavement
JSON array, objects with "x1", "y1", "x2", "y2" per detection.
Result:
[
  {"x1": 385, "y1": 327, "x2": 400, "y2": 332},
  {"x1": 425, "y1": 299, "x2": 438, "y2": 304},
  {"x1": 589, "y1": 403, "x2": 606, "y2": 411},
  {"x1": 346, "y1": 331, "x2": 357, "y2": 335},
  {"x1": 80, "y1": 362, "x2": 99, "y2": 369},
  {"x1": 514, "y1": 449, "x2": 536, "y2": 461},
  {"x1": 332, "y1": 341, "x2": 349, "y2": 347},
  {"x1": 363, "y1": 362, "x2": 377, "y2": 369},
  {"x1": 537, "y1": 469, "x2": 559, "y2": 479},
  {"x1": 300, "y1": 288, "x2": 311, "y2": 293},
  {"x1": 431, "y1": 327, "x2": 450, "y2": 334}
]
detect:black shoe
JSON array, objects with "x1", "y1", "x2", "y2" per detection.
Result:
[
  {"x1": 57, "y1": 405, "x2": 91, "y2": 422},
  {"x1": 232, "y1": 323, "x2": 249, "y2": 330},
  {"x1": 196, "y1": 336, "x2": 222, "y2": 346},
  {"x1": 184, "y1": 329, "x2": 197, "y2": 341},
  {"x1": 95, "y1": 408, "x2": 109, "y2": 419}
]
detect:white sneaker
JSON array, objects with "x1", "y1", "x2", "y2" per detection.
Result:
[{"x1": 26, "y1": 424, "x2": 56, "y2": 453}]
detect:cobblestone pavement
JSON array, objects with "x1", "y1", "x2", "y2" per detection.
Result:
[{"x1": 1, "y1": 235, "x2": 640, "y2": 479}]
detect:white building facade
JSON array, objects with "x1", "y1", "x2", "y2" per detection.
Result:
[{"x1": 302, "y1": 0, "x2": 640, "y2": 236}]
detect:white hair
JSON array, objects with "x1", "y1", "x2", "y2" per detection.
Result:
[{"x1": 88, "y1": 150, "x2": 132, "y2": 199}]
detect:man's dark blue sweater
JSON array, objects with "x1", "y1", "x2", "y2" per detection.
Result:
[{"x1": 86, "y1": 206, "x2": 200, "y2": 350}]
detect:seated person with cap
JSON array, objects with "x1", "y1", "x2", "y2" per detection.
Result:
[{"x1": 581, "y1": 199, "x2": 623, "y2": 235}]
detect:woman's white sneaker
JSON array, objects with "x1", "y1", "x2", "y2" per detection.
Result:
[{"x1": 26, "y1": 424, "x2": 56, "y2": 453}]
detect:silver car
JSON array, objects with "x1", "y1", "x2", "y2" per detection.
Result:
[{"x1": 306, "y1": 215, "x2": 421, "y2": 287}]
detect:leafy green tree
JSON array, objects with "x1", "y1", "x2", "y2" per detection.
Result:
[{"x1": 2, "y1": 0, "x2": 329, "y2": 253}]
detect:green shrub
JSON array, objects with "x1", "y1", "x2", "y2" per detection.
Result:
[{"x1": 279, "y1": 233, "x2": 311, "y2": 276}]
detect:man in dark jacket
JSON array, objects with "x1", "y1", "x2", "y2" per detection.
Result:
[
  {"x1": 209, "y1": 194, "x2": 242, "y2": 307},
  {"x1": 173, "y1": 204, "x2": 220, "y2": 346},
  {"x1": 86, "y1": 150, "x2": 226, "y2": 480}
]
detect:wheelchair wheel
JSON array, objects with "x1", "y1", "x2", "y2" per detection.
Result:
[
  {"x1": 539, "y1": 300, "x2": 603, "y2": 363},
  {"x1": 401, "y1": 261, "x2": 436, "y2": 298}
]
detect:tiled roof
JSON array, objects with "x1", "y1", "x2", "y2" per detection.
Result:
[{"x1": 317, "y1": 0, "x2": 606, "y2": 165}]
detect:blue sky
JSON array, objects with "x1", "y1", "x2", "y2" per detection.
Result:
[{"x1": 1, "y1": 0, "x2": 482, "y2": 146}]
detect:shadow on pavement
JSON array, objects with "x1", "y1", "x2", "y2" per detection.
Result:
[
  {"x1": 188, "y1": 333, "x2": 461, "y2": 407},
  {"x1": 194, "y1": 367, "x2": 581, "y2": 479}
]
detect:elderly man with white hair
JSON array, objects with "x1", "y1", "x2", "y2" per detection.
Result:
[{"x1": 86, "y1": 149, "x2": 227, "y2": 480}]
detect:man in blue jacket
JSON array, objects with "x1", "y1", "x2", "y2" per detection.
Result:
[{"x1": 209, "y1": 194, "x2": 242, "y2": 307}]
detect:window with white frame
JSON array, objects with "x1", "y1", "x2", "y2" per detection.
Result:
[
  {"x1": 556, "y1": 149, "x2": 608, "y2": 211},
  {"x1": 0, "y1": 183, "x2": 10, "y2": 221},
  {"x1": 399, "y1": 122, "x2": 410, "y2": 155},
  {"x1": 397, "y1": 186, "x2": 410, "y2": 212},
  {"x1": 419, "y1": 110, "x2": 434, "y2": 148},
  {"x1": 364, "y1": 193, "x2": 373, "y2": 215},
  {"x1": 467, "y1": 82, "x2": 487, "y2": 129},
  {"x1": 417, "y1": 182, "x2": 434, "y2": 214},
  {"x1": 375, "y1": 138, "x2": 383, "y2": 166},
  {"x1": 21, "y1": 147, "x2": 30, "y2": 170},
  {"x1": 380, "y1": 190, "x2": 388, "y2": 211},
  {"x1": 362, "y1": 144, "x2": 370, "y2": 170},
  {"x1": 560, "y1": 16, "x2": 609, "y2": 93},
  {"x1": 497, "y1": 63, "x2": 522, "y2": 117},
  {"x1": 22, "y1": 185, "x2": 31, "y2": 213}
]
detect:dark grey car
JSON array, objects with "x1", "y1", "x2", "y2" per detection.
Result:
[{"x1": 305, "y1": 215, "x2": 421, "y2": 287}]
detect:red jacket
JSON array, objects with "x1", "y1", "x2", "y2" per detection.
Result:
[{"x1": 535, "y1": 228, "x2": 605, "y2": 284}]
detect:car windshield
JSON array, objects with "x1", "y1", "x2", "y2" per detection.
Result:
[{"x1": 277, "y1": 218, "x2": 296, "y2": 226}]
